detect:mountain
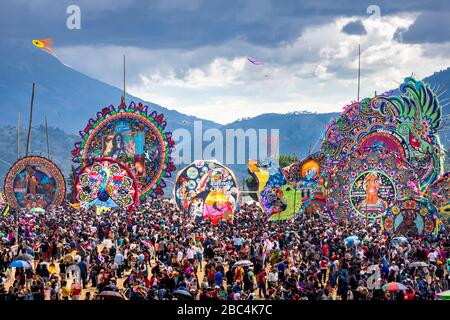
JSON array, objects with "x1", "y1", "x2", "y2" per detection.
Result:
[
  {"x1": 0, "y1": 40, "x2": 448, "y2": 186},
  {"x1": 223, "y1": 111, "x2": 338, "y2": 180},
  {"x1": 0, "y1": 125, "x2": 78, "y2": 183},
  {"x1": 0, "y1": 40, "x2": 220, "y2": 134},
  {"x1": 423, "y1": 68, "x2": 450, "y2": 154}
]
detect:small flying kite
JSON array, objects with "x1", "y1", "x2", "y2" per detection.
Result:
[
  {"x1": 247, "y1": 57, "x2": 263, "y2": 65},
  {"x1": 32, "y1": 38, "x2": 54, "y2": 55},
  {"x1": 32, "y1": 38, "x2": 70, "y2": 67}
]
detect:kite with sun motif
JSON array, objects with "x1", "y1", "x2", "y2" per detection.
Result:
[{"x1": 285, "y1": 153, "x2": 329, "y2": 217}]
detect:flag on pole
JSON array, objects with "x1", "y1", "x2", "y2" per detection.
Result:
[
  {"x1": 2, "y1": 204, "x2": 10, "y2": 216},
  {"x1": 69, "y1": 203, "x2": 81, "y2": 209}
]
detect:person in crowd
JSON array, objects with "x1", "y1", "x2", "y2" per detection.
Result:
[{"x1": 0, "y1": 200, "x2": 448, "y2": 301}]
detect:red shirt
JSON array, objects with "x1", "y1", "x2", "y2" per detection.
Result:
[
  {"x1": 322, "y1": 244, "x2": 329, "y2": 256},
  {"x1": 404, "y1": 292, "x2": 415, "y2": 300}
]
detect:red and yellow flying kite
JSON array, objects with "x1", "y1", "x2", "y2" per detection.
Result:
[{"x1": 32, "y1": 38, "x2": 54, "y2": 55}]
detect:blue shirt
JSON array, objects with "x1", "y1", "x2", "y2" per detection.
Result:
[{"x1": 214, "y1": 272, "x2": 223, "y2": 286}]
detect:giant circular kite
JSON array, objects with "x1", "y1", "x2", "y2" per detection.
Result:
[
  {"x1": 4, "y1": 156, "x2": 66, "y2": 209},
  {"x1": 74, "y1": 158, "x2": 139, "y2": 212},
  {"x1": 383, "y1": 197, "x2": 437, "y2": 237},
  {"x1": 327, "y1": 147, "x2": 419, "y2": 222},
  {"x1": 425, "y1": 172, "x2": 450, "y2": 229},
  {"x1": 71, "y1": 101, "x2": 176, "y2": 200},
  {"x1": 174, "y1": 160, "x2": 239, "y2": 224},
  {"x1": 321, "y1": 78, "x2": 445, "y2": 191}
]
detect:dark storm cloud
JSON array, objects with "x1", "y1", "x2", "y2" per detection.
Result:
[
  {"x1": 341, "y1": 20, "x2": 367, "y2": 35},
  {"x1": 0, "y1": 0, "x2": 448, "y2": 49},
  {"x1": 395, "y1": 11, "x2": 450, "y2": 43}
]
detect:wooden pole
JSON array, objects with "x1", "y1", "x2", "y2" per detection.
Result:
[
  {"x1": 293, "y1": 186, "x2": 297, "y2": 218},
  {"x1": 26, "y1": 82, "x2": 35, "y2": 157},
  {"x1": 45, "y1": 116, "x2": 50, "y2": 159},
  {"x1": 357, "y1": 44, "x2": 361, "y2": 101},
  {"x1": 17, "y1": 112, "x2": 20, "y2": 159},
  {"x1": 365, "y1": 204, "x2": 368, "y2": 230},
  {"x1": 123, "y1": 55, "x2": 126, "y2": 104}
]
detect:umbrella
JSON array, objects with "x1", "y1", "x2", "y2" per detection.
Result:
[
  {"x1": 102, "y1": 239, "x2": 113, "y2": 249},
  {"x1": 232, "y1": 260, "x2": 254, "y2": 268},
  {"x1": 409, "y1": 262, "x2": 428, "y2": 268},
  {"x1": 382, "y1": 282, "x2": 407, "y2": 292},
  {"x1": 391, "y1": 237, "x2": 408, "y2": 244},
  {"x1": 9, "y1": 260, "x2": 32, "y2": 268},
  {"x1": 345, "y1": 235, "x2": 360, "y2": 247},
  {"x1": 435, "y1": 290, "x2": 450, "y2": 300},
  {"x1": 173, "y1": 289, "x2": 193, "y2": 300},
  {"x1": 13, "y1": 254, "x2": 34, "y2": 262},
  {"x1": 96, "y1": 291, "x2": 124, "y2": 300},
  {"x1": 70, "y1": 280, "x2": 82, "y2": 288},
  {"x1": 30, "y1": 207, "x2": 45, "y2": 213}
]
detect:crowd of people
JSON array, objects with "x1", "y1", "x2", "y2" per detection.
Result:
[{"x1": 0, "y1": 199, "x2": 449, "y2": 301}]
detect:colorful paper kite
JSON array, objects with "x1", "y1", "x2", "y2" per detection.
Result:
[
  {"x1": 383, "y1": 197, "x2": 437, "y2": 237},
  {"x1": 71, "y1": 101, "x2": 176, "y2": 200},
  {"x1": 326, "y1": 147, "x2": 420, "y2": 223},
  {"x1": 174, "y1": 160, "x2": 239, "y2": 225},
  {"x1": 32, "y1": 38, "x2": 54, "y2": 55},
  {"x1": 3, "y1": 156, "x2": 66, "y2": 210},
  {"x1": 74, "y1": 158, "x2": 139, "y2": 212},
  {"x1": 320, "y1": 77, "x2": 445, "y2": 191}
]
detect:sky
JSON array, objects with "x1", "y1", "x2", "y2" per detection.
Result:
[{"x1": 1, "y1": 0, "x2": 450, "y2": 124}]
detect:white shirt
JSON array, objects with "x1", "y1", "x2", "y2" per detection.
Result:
[
  {"x1": 389, "y1": 265, "x2": 399, "y2": 274},
  {"x1": 265, "y1": 240, "x2": 274, "y2": 251},
  {"x1": 177, "y1": 250, "x2": 184, "y2": 262},
  {"x1": 186, "y1": 247, "x2": 196, "y2": 260},
  {"x1": 268, "y1": 272, "x2": 278, "y2": 282},
  {"x1": 428, "y1": 252, "x2": 437, "y2": 262}
]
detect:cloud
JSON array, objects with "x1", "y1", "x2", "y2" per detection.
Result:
[
  {"x1": 1, "y1": 0, "x2": 448, "y2": 49},
  {"x1": 56, "y1": 12, "x2": 450, "y2": 124},
  {"x1": 3, "y1": 1, "x2": 448, "y2": 124},
  {"x1": 152, "y1": 0, "x2": 203, "y2": 11},
  {"x1": 341, "y1": 20, "x2": 367, "y2": 35},
  {"x1": 394, "y1": 11, "x2": 450, "y2": 44}
]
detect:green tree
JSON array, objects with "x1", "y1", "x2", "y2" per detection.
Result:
[
  {"x1": 278, "y1": 154, "x2": 299, "y2": 167},
  {"x1": 67, "y1": 165, "x2": 77, "y2": 202}
]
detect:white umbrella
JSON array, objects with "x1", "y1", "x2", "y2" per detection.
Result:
[
  {"x1": 232, "y1": 260, "x2": 254, "y2": 268},
  {"x1": 66, "y1": 264, "x2": 82, "y2": 282},
  {"x1": 391, "y1": 237, "x2": 408, "y2": 244},
  {"x1": 102, "y1": 239, "x2": 113, "y2": 249},
  {"x1": 409, "y1": 261, "x2": 428, "y2": 268}
]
